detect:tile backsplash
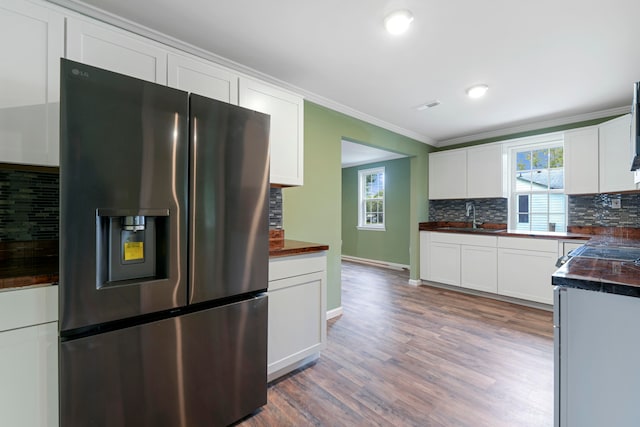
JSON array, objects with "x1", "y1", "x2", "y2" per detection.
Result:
[
  {"x1": 429, "y1": 194, "x2": 640, "y2": 228},
  {"x1": 0, "y1": 167, "x2": 59, "y2": 241},
  {"x1": 429, "y1": 198, "x2": 508, "y2": 224},
  {"x1": 269, "y1": 187, "x2": 283, "y2": 229},
  {"x1": 568, "y1": 193, "x2": 640, "y2": 227}
]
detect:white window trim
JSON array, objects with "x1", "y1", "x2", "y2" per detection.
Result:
[
  {"x1": 507, "y1": 138, "x2": 567, "y2": 231},
  {"x1": 357, "y1": 167, "x2": 386, "y2": 231}
]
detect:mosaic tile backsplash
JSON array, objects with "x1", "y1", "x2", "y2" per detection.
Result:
[
  {"x1": 568, "y1": 193, "x2": 640, "y2": 227},
  {"x1": 269, "y1": 187, "x2": 283, "y2": 229},
  {"x1": 429, "y1": 194, "x2": 640, "y2": 228},
  {"x1": 429, "y1": 198, "x2": 508, "y2": 224},
  {"x1": 0, "y1": 168, "x2": 59, "y2": 241}
]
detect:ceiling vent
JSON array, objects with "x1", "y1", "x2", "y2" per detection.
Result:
[{"x1": 415, "y1": 100, "x2": 441, "y2": 111}]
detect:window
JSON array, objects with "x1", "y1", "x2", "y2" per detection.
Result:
[
  {"x1": 510, "y1": 142, "x2": 566, "y2": 232},
  {"x1": 358, "y1": 167, "x2": 385, "y2": 230}
]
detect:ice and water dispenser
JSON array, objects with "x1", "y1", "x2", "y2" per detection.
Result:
[{"x1": 96, "y1": 209, "x2": 170, "y2": 288}]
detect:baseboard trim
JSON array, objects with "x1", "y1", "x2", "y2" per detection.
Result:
[
  {"x1": 326, "y1": 307, "x2": 343, "y2": 320},
  {"x1": 341, "y1": 255, "x2": 409, "y2": 271},
  {"x1": 407, "y1": 279, "x2": 422, "y2": 286},
  {"x1": 419, "y1": 280, "x2": 553, "y2": 311}
]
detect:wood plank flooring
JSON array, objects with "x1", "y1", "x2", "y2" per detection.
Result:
[{"x1": 237, "y1": 260, "x2": 554, "y2": 427}]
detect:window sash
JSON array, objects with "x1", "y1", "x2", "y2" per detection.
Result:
[
  {"x1": 358, "y1": 167, "x2": 385, "y2": 230},
  {"x1": 508, "y1": 140, "x2": 566, "y2": 232}
]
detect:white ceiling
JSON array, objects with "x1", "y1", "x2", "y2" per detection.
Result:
[
  {"x1": 341, "y1": 141, "x2": 407, "y2": 168},
  {"x1": 54, "y1": 0, "x2": 640, "y2": 147}
]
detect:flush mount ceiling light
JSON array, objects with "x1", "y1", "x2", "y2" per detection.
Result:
[
  {"x1": 384, "y1": 10, "x2": 414, "y2": 35},
  {"x1": 466, "y1": 84, "x2": 489, "y2": 99}
]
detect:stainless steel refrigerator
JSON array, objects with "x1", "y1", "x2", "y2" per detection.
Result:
[{"x1": 59, "y1": 58, "x2": 270, "y2": 426}]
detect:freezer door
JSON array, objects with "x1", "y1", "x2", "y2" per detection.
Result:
[
  {"x1": 189, "y1": 94, "x2": 270, "y2": 303},
  {"x1": 60, "y1": 59, "x2": 189, "y2": 332},
  {"x1": 60, "y1": 295, "x2": 268, "y2": 427}
]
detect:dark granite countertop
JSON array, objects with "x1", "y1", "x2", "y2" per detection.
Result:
[
  {"x1": 419, "y1": 221, "x2": 591, "y2": 240},
  {"x1": 0, "y1": 257, "x2": 59, "y2": 290},
  {"x1": 269, "y1": 239, "x2": 329, "y2": 258},
  {"x1": 552, "y1": 236, "x2": 640, "y2": 298}
]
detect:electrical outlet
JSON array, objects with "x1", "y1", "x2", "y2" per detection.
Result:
[{"x1": 611, "y1": 198, "x2": 621, "y2": 209}]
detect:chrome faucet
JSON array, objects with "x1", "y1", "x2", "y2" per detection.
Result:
[{"x1": 465, "y1": 201, "x2": 481, "y2": 229}]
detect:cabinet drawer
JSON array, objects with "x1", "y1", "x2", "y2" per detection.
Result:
[
  {"x1": 0, "y1": 286, "x2": 58, "y2": 333},
  {"x1": 269, "y1": 252, "x2": 326, "y2": 282},
  {"x1": 498, "y1": 236, "x2": 558, "y2": 252},
  {"x1": 429, "y1": 232, "x2": 497, "y2": 247}
]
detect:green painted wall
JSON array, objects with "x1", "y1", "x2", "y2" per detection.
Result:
[
  {"x1": 283, "y1": 102, "x2": 433, "y2": 311},
  {"x1": 342, "y1": 157, "x2": 411, "y2": 265}
]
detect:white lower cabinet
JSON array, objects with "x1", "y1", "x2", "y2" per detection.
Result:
[
  {"x1": 429, "y1": 241, "x2": 461, "y2": 286},
  {"x1": 421, "y1": 232, "x2": 559, "y2": 304},
  {"x1": 268, "y1": 252, "x2": 326, "y2": 381},
  {"x1": 422, "y1": 231, "x2": 497, "y2": 291},
  {"x1": 0, "y1": 286, "x2": 58, "y2": 427},
  {"x1": 461, "y1": 245, "x2": 498, "y2": 293},
  {"x1": 497, "y1": 237, "x2": 558, "y2": 304}
]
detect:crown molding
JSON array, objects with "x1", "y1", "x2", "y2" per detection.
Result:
[
  {"x1": 46, "y1": 0, "x2": 435, "y2": 146},
  {"x1": 436, "y1": 106, "x2": 631, "y2": 147}
]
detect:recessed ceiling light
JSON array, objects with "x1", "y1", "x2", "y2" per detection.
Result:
[
  {"x1": 466, "y1": 84, "x2": 489, "y2": 99},
  {"x1": 384, "y1": 10, "x2": 414, "y2": 35}
]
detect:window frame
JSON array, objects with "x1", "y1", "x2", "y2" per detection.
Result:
[
  {"x1": 357, "y1": 166, "x2": 386, "y2": 231},
  {"x1": 505, "y1": 136, "x2": 567, "y2": 232}
]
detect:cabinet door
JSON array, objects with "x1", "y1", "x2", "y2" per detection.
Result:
[
  {"x1": 466, "y1": 144, "x2": 504, "y2": 198},
  {"x1": 599, "y1": 114, "x2": 635, "y2": 193},
  {"x1": 0, "y1": 0, "x2": 64, "y2": 166},
  {"x1": 497, "y1": 248, "x2": 556, "y2": 304},
  {"x1": 428, "y1": 242, "x2": 460, "y2": 286},
  {"x1": 67, "y1": 17, "x2": 168, "y2": 84},
  {"x1": 239, "y1": 77, "x2": 304, "y2": 186},
  {"x1": 428, "y1": 150, "x2": 466, "y2": 199},
  {"x1": 564, "y1": 126, "x2": 599, "y2": 195},
  {"x1": 0, "y1": 322, "x2": 58, "y2": 427},
  {"x1": 268, "y1": 271, "x2": 325, "y2": 380},
  {"x1": 167, "y1": 53, "x2": 238, "y2": 103},
  {"x1": 461, "y1": 245, "x2": 497, "y2": 293}
]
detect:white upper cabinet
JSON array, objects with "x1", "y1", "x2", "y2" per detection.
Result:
[
  {"x1": 429, "y1": 144, "x2": 503, "y2": 200},
  {"x1": 428, "y1": 150, "x2": 467, "y2": 199},
  {"x1": 167, "y1": 53, "x2": 238, "y2": 104},
  {"x1": 0, "y1": 0, "x2": 64, "y2": 166},
  {"x1": 239, "y1": 77, "x2": 304, "y2": 186},
  {"x1": 599, "y1": 114, "x2": 635, "y2": 193},
  {"x1": 66, "y1": 17, "x2": 168, "y2": 84},
  {"x1": 466, "y1": 144, "x2": 504, "y2": 198},
  {"x1": 564, "y1": 115, "x2": 635, "y2": 194},
  {"x1": 564, "y1": 126, "x2": 599, "y2": 195}
]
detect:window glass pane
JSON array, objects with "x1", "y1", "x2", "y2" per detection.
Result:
[
  {"x1": 516, "y1": 151, "x2": 531, "y2": 171},
  {"x1": 550, "y1": 147, "x2": 563, "y2": 168},
  {"x1": 549, "y1": 169, "x2": 564, "y2": 190},
  {"x1": 532, "y1": 149, "x2": 549, "y2": 169},
  {"x1": 518, "y1": 213, "x2": 529, "y2": 223},
  {"x1": 549, "y1": 194, "x2": 566, "y2": 213},
  {"x1": 530, "y1": 169, "x2": 549, "y2": 190},
  {"x1": 518, "y1": 194, "x2": 529, "y2": 213},
  {"x1": 515, "y1": 172, "x2": 531, "y2": 191},
  {"x1": 530, "y1": 214, "x2": 549, "y2": 231},
  {"x1": 531, "y1": 193, "x2": 549, "y2": 213}
]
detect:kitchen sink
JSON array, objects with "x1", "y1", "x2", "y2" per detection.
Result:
[{"x1": 436, "y1": 227, "x2": 506, "y2": 233}]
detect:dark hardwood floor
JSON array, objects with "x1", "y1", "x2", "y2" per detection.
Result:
[{"x1": 238, "y1": 260, "x2": 554, "y2": 427}]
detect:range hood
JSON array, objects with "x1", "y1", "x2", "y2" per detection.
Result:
[{"x1": 630, "y1": 82, "x2": 640, "y2": 171}]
